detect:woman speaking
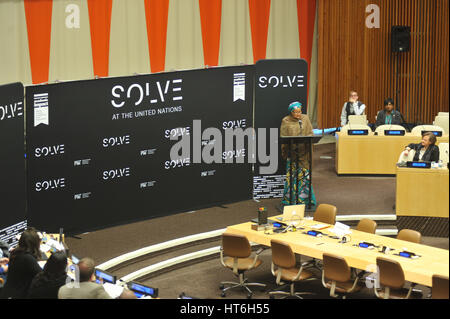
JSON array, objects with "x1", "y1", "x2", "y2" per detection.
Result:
[{"x1": 280, "y1": 101, "x2": 316, "y2": 208}]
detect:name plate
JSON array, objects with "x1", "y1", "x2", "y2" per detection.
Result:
[
  {"x1": 406, "y1": 161, "x2": 431, "y2": 168},
  {"x1": 384, "y1": 129, "x2": 405, "y2": 136},
  {"x1": 422, "y1": 130, "x2": 443, "y2": 137},
  {"x1": 348, "y1": 129, "x2": 368, "y2": 135}
]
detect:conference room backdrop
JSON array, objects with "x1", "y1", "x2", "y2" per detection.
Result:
[
  {"x1": 0, "y1": 83, "x2": 27, "y2": 246},
  {"x1": 1, "y1": 59, "x2": 308, "y2": 241},
  {"x1": 25, "y1": 65, "x2": 254, "y2": 235},
  {"x1": 0, "y1": 0, "x2": 319, "y2": 124}
]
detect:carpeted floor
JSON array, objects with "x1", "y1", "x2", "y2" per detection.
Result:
[{"x1": 64, "y1": 140, "x2": 448, "y2": 299}]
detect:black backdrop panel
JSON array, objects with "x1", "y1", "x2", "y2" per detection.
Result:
[
  {"x1": 0, "y1": 82, "x2": 27, "y2": 246},
  {"x1": 253, "y1": 59, "x2": 308, "y2": 199},
  {"x1": 26, "y1": 66, "x2": 254, "y2": 234}
]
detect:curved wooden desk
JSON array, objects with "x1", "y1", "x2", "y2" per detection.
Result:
[
  {"x1": 335, "y1": 133, "x2": 449, "y2": 175},
  {"x1": 226, "y1": 217, "x2": 449, "y2": 287}
]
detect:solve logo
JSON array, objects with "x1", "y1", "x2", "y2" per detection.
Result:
[
  {"x1": 34, "y1": 144, "x2": 65, "y2": 158},
  {"x1": 35, "y1": 178, "x2": 66, "y2": 192},
  {"x1": 0, "y1": 101, "x2": 23, "y2": 121},
  {"x1": 102, "y1": 167, "x2": 131, "y2": 180}
]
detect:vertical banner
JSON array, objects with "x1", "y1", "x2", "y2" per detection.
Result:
[
  {"x1": 24, "y1": 0, "x2": 53, "y2": 84},
  {"x1": 0, "y1": 83, "x2": 27, "y2": 247},
  {"x1": 297, "y1": 0, "x2": 317, "y2": 93},
  {"x1": 26, "y1": 66, "x2": 253, "y2": 235},
  {"x1": 253, "y1": 59, "x2": 308, "y2": 199},
  {"x1": 248, "y1": 0, "x2": 271, "y2": 63},
  {"x1": 199, "y1": 0, "x2": 222, "y2": 67},
  {"x1": 87, "y1": 0, "x2": 113, "y2": 77},
  {"x1": 144, "y1": 0, "x2": 170, "y2": 73}
]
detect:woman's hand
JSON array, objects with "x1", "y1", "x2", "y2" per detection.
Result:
[{"x1": 403, "y1": 147, "x2": 411, "y2": 156}]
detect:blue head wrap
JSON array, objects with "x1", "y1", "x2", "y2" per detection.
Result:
[{"x1": 288, "y1": 101, "x2": 302, "y2": 113}]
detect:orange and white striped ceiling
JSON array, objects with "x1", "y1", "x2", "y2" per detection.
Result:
[{"x1": 0, "y1": 0, "x2": 317, "y2": 85}]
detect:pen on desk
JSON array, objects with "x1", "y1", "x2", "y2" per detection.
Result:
[{"x1": 316, "y1": 243, "x2": 324, "y2": 246}]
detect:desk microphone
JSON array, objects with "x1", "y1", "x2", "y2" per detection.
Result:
[{"x1": 298, "y1": 119, "x2": 302, "y2": 129}]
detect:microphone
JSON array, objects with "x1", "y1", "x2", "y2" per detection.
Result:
[{"x1": 298, "y1": 119, "x2": 302, "y2": 129}]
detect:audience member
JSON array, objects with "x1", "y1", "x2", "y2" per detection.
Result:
[
  {"x1": 340, "y1": 91, "x2": 366, "y2": 126},
  {"x1": 0, "y1": 240, "x2": 9, "y2": 282},
  {"x1": 0, "y1": 240, "x2": 9, "y2": 259},
  {"x1": 28, "y1": 251, "x2": 68, "y2": 299},
  {"x1": 58, "y1": 257, "x2": 112, "y2": 299},
  {"x1": 403, "y1": 132, "x2": 440, "y2": 162},
  {"x1": 375, "y1": 98, "x2": 404, "y2": 128},
  {"x1": 0, "y1": 228, "x2": 42, "y2": 299}
]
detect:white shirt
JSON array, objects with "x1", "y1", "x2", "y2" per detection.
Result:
[
  {"x1": 340, "y1": 102, "x2": 366, "y2": 126},
  {"x1": 418, "y1": 148, "x2": 425, "y2": 161}
]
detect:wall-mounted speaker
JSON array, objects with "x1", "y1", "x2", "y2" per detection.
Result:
[{"x1": 392, "y1": 26, "x2": 411, "y2": 53}]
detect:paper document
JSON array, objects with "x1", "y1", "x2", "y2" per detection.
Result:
[
  {"x1": 103, "y1": 282, "x2": 124, "y2": 299},
  {"x1": 329, "y1": 222, "x2": 352, "y2": 237},
  {"x1": 46, "y1": 238, "x2": 65, "y2": 252},
  {"x1": 309, "y1": 224, "x2": 330, "y2": 230},
  {"x1": 40, "y1": 244, "x2": 51, "y2": 253}
]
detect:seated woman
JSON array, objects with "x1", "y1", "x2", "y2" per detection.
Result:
[
  {"x1": 28, "y1": 251, "x2": 68, "y2": 299},
  {"x1": 402, "y1": 132, "x2": 440, "y2": 162},
  {"x1": 375, "y1": 98, "x2": 404, "y2": 128},
  {"x1": 0, "y1": 228, "x2": 42, "y2": 299},
  {"x1": 280, "y1": 101, "x2": 316, "y2": 208}
]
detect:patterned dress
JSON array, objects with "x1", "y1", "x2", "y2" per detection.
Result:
[{"x1": 280, "y1": 114, "x2": 317, "y2": 207}]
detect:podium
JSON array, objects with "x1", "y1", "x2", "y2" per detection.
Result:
[{"x1": 281, "y1": 135, "x2": 322, "y2": 210}]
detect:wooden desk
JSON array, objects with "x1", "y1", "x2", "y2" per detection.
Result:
[
  {"x1": 226, "y1": 218, "x2": 449, "y2": 287},
  {"x1": 335, "y1": 133, "x2": 449, "y2": 175},
  {"x1": 396, "y1": 167, "x2": 449, "y2": 218}
]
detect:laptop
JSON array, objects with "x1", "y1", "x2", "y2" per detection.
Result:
[{"x1": 282, "y1": 204, "x2": 305, "y2": 225}]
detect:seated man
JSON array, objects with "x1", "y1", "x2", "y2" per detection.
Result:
[
  {"x1": 340, "y1": 91, "x2": 366, "y2": 126},
  {"x1": 58, "y1": 257, "x2": 136, "y2": 299},
  {"x1": 375, "y1": 98, "x2": 404, "y2": 128}
]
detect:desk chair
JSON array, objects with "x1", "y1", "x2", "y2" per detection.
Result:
[
  {"x1": 375, "y1": 124, "x2": 405, "y2": 136},
  {"x1": 411, "y1": 125, "x2": 444, "y2": 136},
  {"x1": 432, "y1": 275, "x2": 449, "y2": 299},
  {"x1": 348, "y1": 115, "x2": 368, "y2": 125},
  {"x1": 269, "y1": 239, "x2": 315, "y2": 299},
  {"x1": 397, "y1": 229, "x2": 421, "y2": 244},
  {"x1": 321, "y1": 253, "x2": 363, "y2": 299},
  {"x1": 301, "y1": 204, "x2": 338, "y2": 272},
  {"x1": 313, "y1": 204, "x2": 337, "y2": 225},
  {"x1": 356, "y1": 218, "x2": 377, "y2": 234},
  {"x1": 219, "y1": 233, "x2": 266, "y2": 298},
  {"x1": 439, "y1": 143, "x2": 449, "y2": 165},
  {"x1": 433, "y1": 116, "x2": 449, "y2": 134},
  {"x1": 375, "y1": 257, "x2": 417, "y2": 299}
]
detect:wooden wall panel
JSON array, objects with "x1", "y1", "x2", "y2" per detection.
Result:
[{"x1": 318, "y1": 0, "x2": 449, "y2": 129}]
